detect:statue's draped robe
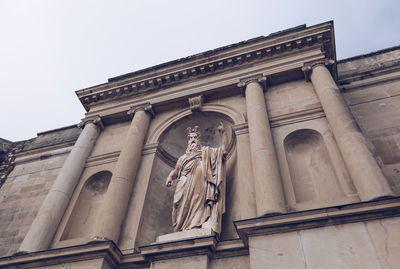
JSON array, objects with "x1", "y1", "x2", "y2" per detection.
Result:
[{"x1": 172, "y1": 146, "x2": 225, "y2": 234}]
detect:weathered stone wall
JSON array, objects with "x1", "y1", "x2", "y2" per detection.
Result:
[
  {"x1": 339, "y1": 47, "x2": 400, "y2": 194},
  {"x1": 0, "y1": 139, "x2": 25, "y2": 189},
  {"x1": 0, "y1": 126, "x2": 80, "y2": 256},
  {"x1": 210, "y1": 255, "x2": 250, "y2": 269},
  {"x1": 248, "y1": 217, "x2": 400, "y2": 269}
]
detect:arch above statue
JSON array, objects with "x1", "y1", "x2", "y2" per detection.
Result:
[{"x1": 147, "y1": 103, "x2": 245, "y2": 145}]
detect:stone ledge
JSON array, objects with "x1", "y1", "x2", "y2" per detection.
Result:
[
  {"x1": 0, "y1": 241, "x2": 134, "y2": 268},
  {"x1": 139, "y1": 234, "x2": 248, "y2": 262},
  {"x1": 234, "y1": 197, "x2": 400, "y2": 246}
]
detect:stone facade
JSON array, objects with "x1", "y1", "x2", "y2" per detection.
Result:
[{"x1": 0, "y1": 21, "x2": 399, "y2": 268}]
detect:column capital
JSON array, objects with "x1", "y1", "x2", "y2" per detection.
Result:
[
  {"x1": 237, "y1": 75, "x2": 267, "y2": 96},
  {"x1": 127, "y1": 103, "x2": 155, "y2": 118},
  {"x1": 77, "y1": 115, "x2": 104, "y2": 130},
  {"x1": 237, "y1": 74, "x2": 267, "y2": 88},
  {"x1": 302, "y1": 59, "x2": 335, "y2": 81}
]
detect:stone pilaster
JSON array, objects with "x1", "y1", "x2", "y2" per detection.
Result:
[
  {"x1": 18, "y1": 116, "x2": 103, "y2": 252},
  {"x1": 93, "y1": 104, "x2": 153, "y2": 243},
  {"x1": 238, "y1": 76, "x2": 286, "y2": 216},
  {"x1": 303, "y1": 60, "x2": 393, "y2": 200}
]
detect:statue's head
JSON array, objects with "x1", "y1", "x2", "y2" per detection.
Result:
[{"x1": 186, "y1": 126, "x2": 201, "y2": 153}]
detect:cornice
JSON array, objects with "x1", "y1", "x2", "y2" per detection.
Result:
[
  {"x1": 85, "y1": 49, "x2": 325, "y2": 120},
  {"x1": 76, "y1": 23, "x2": 335, "y2": 111}
]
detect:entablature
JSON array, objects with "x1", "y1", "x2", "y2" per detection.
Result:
[{"x1": 76, "y1": 22, "x2": 336, "y2": 119}]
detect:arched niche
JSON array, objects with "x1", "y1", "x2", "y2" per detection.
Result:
[
  {"x1": 284, "y1": 129, "x2": 345, "y2": 204},
  {"x1": 135, "y1": 111, "x2": 237, "y2": 246},
  {"x1": 61, "y1": 171, "x2": 112, "y2": 240}
]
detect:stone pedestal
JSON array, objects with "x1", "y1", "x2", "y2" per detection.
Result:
[
  {"x1": 156, "y1": 228, "x2": 215, "y2": 243},
  {"x1": 18, "y1": 117, "x2": 102, "y2": 253},
  {"x1": 307, "y1": 61, "x2": 393, "y2": 201},
  {"x1": 149, "y1": 229, "x2": 215, "y2": 269}
]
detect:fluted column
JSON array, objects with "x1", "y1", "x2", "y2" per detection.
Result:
[
  {"x1": 304, "y1": 60, "x2": 392, "y2": 200},
  {"x1": 18, "y1": 117, "x2": 102, "y2": 252},
  {"x1": 238, "y1": 76, "x2": 286, "y2": 216},
  {"x1": 93, "y1": 104, "x2": 153, "y2": 243}
]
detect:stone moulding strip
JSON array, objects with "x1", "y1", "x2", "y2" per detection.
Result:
[
  {"x1": 138, "y1": 237, "x2": 247, "y2": 262},
  {"x1": 142, "y1": 142, "x2": 159, "y2": 155},
  {"x1": 14, "y1": 144, "x2": 74, "y2": 165},
  {"x1": 269, "y1": 106, "x2": 325, "y2": 127},
  {"x1": 213, "y1": 239, "x2": 248, "y2": 259},
  {"x1": 234, "y1": 197, "x2": 400, "y2": 246},
  {"x1": 85, "y1": 151, "x2": 120, "y2": 167},
  {"x1": 339, "y1": 68, "x2": 400, "y2": 91},
  {"x1": 139, "y1": 236, "x2": 217, "y2": 262},
  {"x1": 0, "y1": 237, "x2": 248, "y2": 267},
  {"x1": 85, "y1": 143, "x2": 166, "y2": 167},
  {"x1": 0, "y1": 236, "x2": 248, "y2": 267},
  {"x1": 77, "y1": 28, "x2": 332, "y2": 109},
  {"x1": 232, "y1": 123, "x2": 249, "y2": 136},
  {"x1": 0, "y1": 241, "x2": 138, "y2": 269}
]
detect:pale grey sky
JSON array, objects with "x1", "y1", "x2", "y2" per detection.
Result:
[{"x1": 1, "y1": 0, "x2": 399, "y2": 141}]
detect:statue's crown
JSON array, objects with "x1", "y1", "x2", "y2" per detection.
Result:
[{"x1": 186, "y1": 126, "x2": 201, "y2": 137}]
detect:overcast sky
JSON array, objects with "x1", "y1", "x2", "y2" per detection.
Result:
[{"x1": 1, "y1": 0, "x2": 399, "y2": 142}]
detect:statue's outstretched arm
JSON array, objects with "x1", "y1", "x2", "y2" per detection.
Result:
[{"x1": 217, "y1": 122, "x2": 229, "y2": 156}]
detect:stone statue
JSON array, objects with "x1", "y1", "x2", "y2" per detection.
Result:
[{"x1": 166, "y1": 123, "x2": 229, "y2": 235}]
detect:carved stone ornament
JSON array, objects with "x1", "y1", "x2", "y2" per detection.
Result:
[{"x1": 188, "y1": 95, "x2": 204, "y2": 111}]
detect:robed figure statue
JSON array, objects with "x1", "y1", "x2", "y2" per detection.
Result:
[{"x1": 166, "y1": 123, "x2": 228, "y2": 235}]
